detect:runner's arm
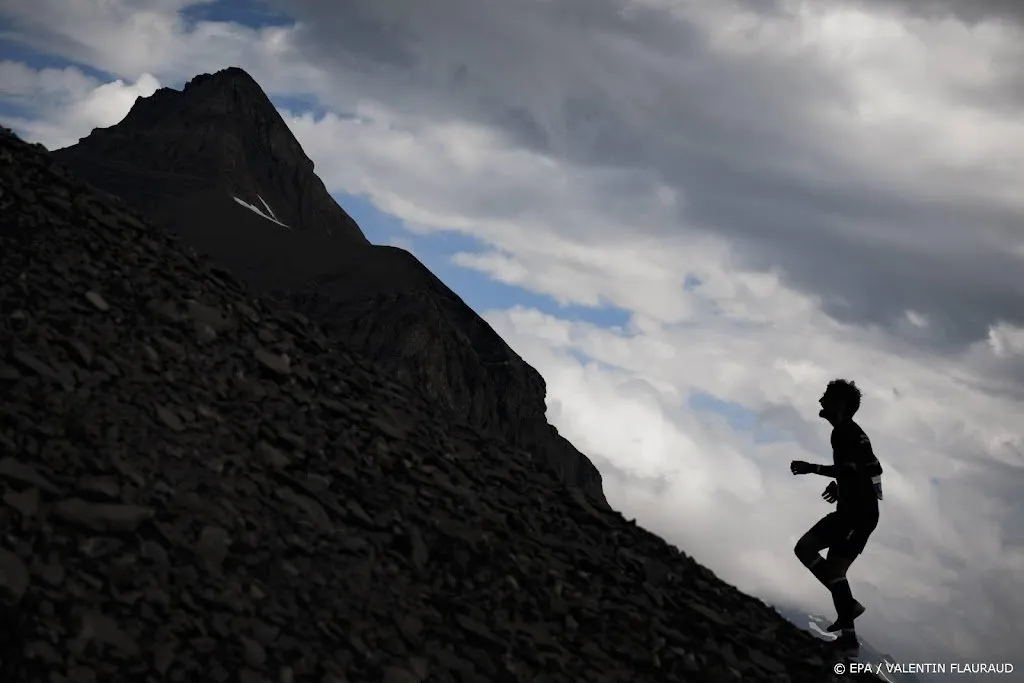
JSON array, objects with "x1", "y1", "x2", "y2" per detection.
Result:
[
  {"x1": 813, "y1": 455, "x2": 882, "y2": 477},
  {"x1": 790, "y1": 460, "x2": 851, "y2": 476},
  {"x1": 808, "y1": 462, "x2": 856, "y2": 477}
]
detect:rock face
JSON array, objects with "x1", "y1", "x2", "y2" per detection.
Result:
[
  {"x1": 0, "y1": 127, "x2": 880, "y2": 682},
  {"x1": 284, "y1": 250, "x2": 606, "y2": 502},
  {"x1": 51, "y1": 67, "x2": 607, "y2": 507}
]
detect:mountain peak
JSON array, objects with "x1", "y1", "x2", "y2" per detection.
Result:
[
  {"x1": 175, "y1": 66, "x2": 277, "y2": 111},
  {"x1": 54, "y1": 67, "x2": 367, "y2": 243},
  {"x1": 186, "y1": 65, "x2": 261, "y2": 88},
  {"x1": 114, "y1": 66, "x2": 281, "y2": 143}
]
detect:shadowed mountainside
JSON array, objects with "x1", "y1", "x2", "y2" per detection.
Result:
[
  {"x1": 50, "y1": 66, "x2": 606, "y2": 507},
  {"x1": 0, "y1": 124, "x2": 881, "y2": 683}
]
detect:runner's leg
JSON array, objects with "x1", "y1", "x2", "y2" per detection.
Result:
[
  {"x1": 825, "y1": 518, "x2": 876, "y2": 632},
  {"x1": 825, "y1": 550, "x2": 860, "y2": 626},
  {"x1": 827, "y1": 549, "x2": 861, "y2": 655},
  {"x1": 794, "y1": 513, "x2": 840, "y2": 588}
]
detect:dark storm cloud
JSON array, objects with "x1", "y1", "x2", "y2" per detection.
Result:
[
  {"x1": 750, "y1": 0, "x2": 1024, "y2": 24},
  {"x1": 847, "y1": 0, "x2": 1024, "y2": 23},
  {"x1": 269, "y1": 0, "x2": 1024, "y2": 354},
  {"x1": 288, "y1": 1, "x2": 415, "y2": 70}
]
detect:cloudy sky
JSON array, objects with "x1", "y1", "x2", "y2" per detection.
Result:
[{"x1": 2, "y1": 0, "x2": 1023, "y2": 675}]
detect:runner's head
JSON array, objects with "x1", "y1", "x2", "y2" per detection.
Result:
[{"x1": 819, "y1": 378, "x2": 861, "y2": 422}]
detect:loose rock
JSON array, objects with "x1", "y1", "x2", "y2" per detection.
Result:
[
  {"x1": 53, "y1": 499, "x2": 155, "y2": 533},
  {"x1": 0, "y1": 548, "x2": 29, "y2": 601}
]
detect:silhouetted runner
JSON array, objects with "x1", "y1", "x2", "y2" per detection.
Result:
[{"x1": 790, "y1": 378, "x2": 883, "y2": 656}]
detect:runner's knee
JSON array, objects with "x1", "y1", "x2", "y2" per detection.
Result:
[
  {"x1": 829, "y1": 553, "x2": 854, "y2": 576},
  {"x1": 794, "y1": 536, "x2": 819, "y2": 563},
  {"x1": 827, "y1": 573, "x2": 849, "y2": 586}
]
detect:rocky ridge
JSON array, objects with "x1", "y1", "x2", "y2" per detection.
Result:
[
  {"x1": 51, "y1": 67, "x2": 607, "y2": 507},
  {"x1": 0, "y1": 128, "x2": 879, "y2": 682}
]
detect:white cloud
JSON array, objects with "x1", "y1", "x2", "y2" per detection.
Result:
[
  {"x1": 987, "y1": 322, "x2": 1024, "y2": 359},
  {"x1": 0, "y1": 62, "x2": 160, "y2": 149},
  {"x1": 0, "y1": 60, "x2": 96, "y2": 99},
  {"x1": 904, "y1": 310, "x2": 929, "y2": 328}
]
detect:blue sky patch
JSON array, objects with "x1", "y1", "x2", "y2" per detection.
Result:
[
  {"x1": 272, "y1": 95, "x2": 333, "y2": 121},
  {"x1": 689, "y1": 390, "x2": 786, "y2": 444},
  {"x1": 180, "y1": 0, "x2": 292, "y2": 30},
  {"x1": 331, "y1": 191, "x2": 408, "y2": 245},
  {"x1": 333, "y1": 191, "x2": 632, "y2": 329},
  {"x1": 690, "y1": 391, "x2": 756, "y2": 431},
  {"x1": 0, "y1": 41, "x2": 107, "y2": 80}
]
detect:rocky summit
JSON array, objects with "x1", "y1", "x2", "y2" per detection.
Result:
[
  {"x1": 50, "y1": 67, "x2": 367, "y2": 245},
  {"x1": 51, "y1": 67, "x2": 606, "y2": 509},
  {"x1": 0, "y1": 128, "x2": 881, "y2": 682}
]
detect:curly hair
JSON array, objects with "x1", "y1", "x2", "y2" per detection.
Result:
[{"x1": 825, "y1": 378, "x2": 862, "y2": 416}]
